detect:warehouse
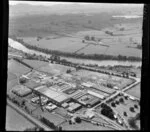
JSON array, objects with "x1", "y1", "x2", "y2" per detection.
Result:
[
  {"x1": 11, "y1": 85, "x2": 32, "y2": 97},
  {"x1": 34, "y1": 86, "x2": 70, "y2": 105}
]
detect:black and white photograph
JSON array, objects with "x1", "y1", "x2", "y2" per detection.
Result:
[{"x1": 5, "y1": 0, "x2": 145, "y2": 131}]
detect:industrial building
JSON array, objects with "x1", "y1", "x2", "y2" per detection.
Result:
[
  {"x1": 11, "y1": 85, "x2": 32, "y2": 97},
  {"x1": 77, "y1": 93, "x2": 101, "y2": 107},
  {"x1": 33, "y1": 86, "x2": 70, "y2": 105}
]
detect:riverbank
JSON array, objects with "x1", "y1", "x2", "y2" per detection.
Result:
[
  {"x1": 8, "y1": 38, "x2": 142, "y2": 67},
  {"x1": 11, "y1": 38, "x2": 142, "y2": 61}
]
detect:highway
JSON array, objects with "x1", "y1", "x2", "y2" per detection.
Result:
[{"x1": 7, "y1": 99, "x2": 53, "y2": 131}]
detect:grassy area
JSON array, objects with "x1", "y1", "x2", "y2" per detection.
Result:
[
  {"x1": 60, "y1": 120, "x2": 114, "y2": 130},
  {"x1": 22, "y1": 59, "x2": 49, "y2": 69},
  {"x1": 6, "y1": 105, "x2": 35, "y2": 131},
  {"x1": 107, "y1": 95, "x2": 140, "y2": 129},
  {"x1": 8, "y1": 59, "x2": 31, "y2": 77},
  {"x1": 7, "y1": 72, "x2": 17, "y2": 82},
  {"x1": 126, "y1": 83, "x2": 141, "y2": 98},
  {"x1": 37, "y1": 63, "x2": 75, "y2": 75},
  {"x1": 7, "y1": 79, "x2": 18, "y2": 94}
]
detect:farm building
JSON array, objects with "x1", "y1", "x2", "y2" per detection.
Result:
[
  {"x1": 11, "y1": 85, "x2": 32, "y2": 97},
  {"x1": 33, "y1": 86, "x2": 70, "y2": 105}
]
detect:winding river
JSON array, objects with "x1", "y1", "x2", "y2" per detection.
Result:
[{"x1": 9, "y1": 38, "x2": 141, "y2": 67}]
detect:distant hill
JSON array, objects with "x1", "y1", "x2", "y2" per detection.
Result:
[{"x1": 9, "y1": 3, "x2": 143, "y2": 17}]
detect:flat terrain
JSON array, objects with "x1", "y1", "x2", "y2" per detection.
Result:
[
  {"x1": 107, "y1": 95, "x2": 140, "y2": 129},
  {"x1": 6, "y1": 105, "x2": 35, "y2": 131},
  {"x1": 60, "y1": 120, "x2": 114, "y2": 130},
  {"x1": 37, "y1": 63, "x2": 75, "y2": 76},
  {"x1": 8, "y1": 59, "x2": 31, "y2": 77},
  {"x1": 22, "y1": 59, "x2": 49, "y2": 69},
  {"x1": 126, "y1": 83, "x2": 141, "y2": 98}
]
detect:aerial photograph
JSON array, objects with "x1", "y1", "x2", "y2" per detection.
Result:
[{"x1": 6, "y1": 1, "x2": 143, "y2": 131}]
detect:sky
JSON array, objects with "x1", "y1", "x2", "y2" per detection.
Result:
[
  {"x1": 9, "y1": 1, "x2": 93, "y2": 6},
  {"x1": 9, "y1": 0, "x2": 143, "y2": 7}
]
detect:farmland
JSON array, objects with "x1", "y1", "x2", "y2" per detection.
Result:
[{"x1": 17, "y1": 21, "x2": 142, "y2": 58}]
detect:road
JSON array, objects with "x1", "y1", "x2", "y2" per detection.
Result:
[
  {"x1": 8, "y1": 53, "x2": 23, "y2": 58},
  {"x1": 7, "y1": 99, "x2": 53, "y2": 131}
]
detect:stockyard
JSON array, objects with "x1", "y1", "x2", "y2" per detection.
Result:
[{"x1": 7, "y1": 2, "x2": 142, "y2": 131}]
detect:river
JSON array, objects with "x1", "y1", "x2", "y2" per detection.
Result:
[{"x1": 8, "y1": 38, "x2": 141, "y2": 67}]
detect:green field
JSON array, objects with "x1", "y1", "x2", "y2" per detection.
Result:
[
  {"x1": 6, "y1": 105, "x2": 35, "y2": 131},
  {"x1": 126, "y1": 83, "x2": 141, "y2": 98},
  {"x1": 22, "y1": 59, "x2": 49, "y2": 69},
  {"x1": 8, "y1": 59, "x2": 31, "y2": 77},
  {"x1": 107, "y1": 95, "x2": 140, "y2": 130},
  {"x1": 7, "y1": 72, "x2": 17, "y2": 82}
]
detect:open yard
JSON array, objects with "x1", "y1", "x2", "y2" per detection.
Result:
[{"x1": 126, "y1": 83, "x2": 141, "y2": 98}]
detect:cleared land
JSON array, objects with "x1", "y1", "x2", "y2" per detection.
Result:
[
  {"x1": 126, "y1": 83, "x2": 141, "y2": 98},
  {"x1": 6, "y1": 105, "x2": 35, "y2": 131}
]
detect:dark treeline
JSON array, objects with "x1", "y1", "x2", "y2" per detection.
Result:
[{"x1": 13, "y1": 38, "x2": 142, "y2": 62}]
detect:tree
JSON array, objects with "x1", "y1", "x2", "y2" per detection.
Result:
[
  {"x1": 130, "y1": 107, "x2": 135, "y2": 113},
  {"x1": 84, "y1": 35, "x2": 90, "y2": 41},
  {"x1": 75, "y1": 117, "x2": 81, "y2": 123},
  {"x1": 128, "y1": 117, "x2": 138, "y2": 130},
  {"x1": 19, "y1": 77, "x2": 27, "y2": 84},
  {"x1": 119, "y1": 98, "x2": 124, "y2": 103},
  {"x1": 115, "y1": 100, "x2": 119, "y2": 105},
  {"x1": 91, "y1": 36, "x2": 95, "y2": 41},
  {"x1": 111, "y1": 102, "x2": 116, "y2": 107},
  {"x1": 82, "y1": 40, "x2": 85, "y2": 43},
  {"x1": 124, "y1": 111, "x2": 127, "y2": 117},
  {"x1": 134, "y1": 104, "x2": 138, "y2": 109}
]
